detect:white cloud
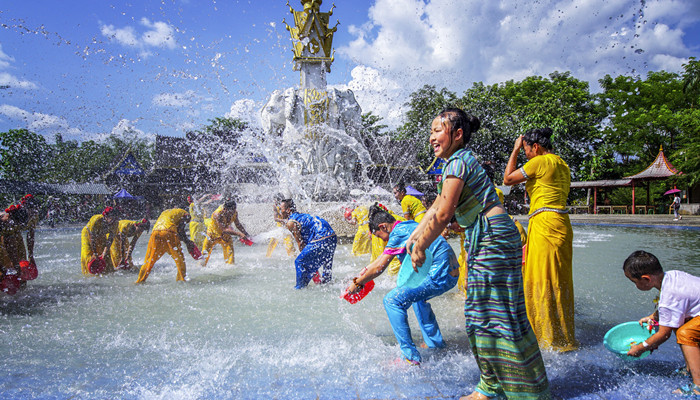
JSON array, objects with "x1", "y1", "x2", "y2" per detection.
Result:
[
  {"x1": 0, "y1": 45, "x2": 39, "y2": 90},
  {"x1": 337, "y1": 0, "x2": 700, "y2": 126},
  {"x1": 0, "y1": 72, "x2": 39, "y2": 90},
  {"x1": 0, "y1": 44, "x2": 14, "y2": 69},
  {"x1": 100, "y1": 18, "x2": 177, "y2": 57},
  {"x1": 226, "y1": 98, "x2": 261, "y2": 125},
  {"x1": 0, "y1": 104, "x2": 85, "y2": 138}
]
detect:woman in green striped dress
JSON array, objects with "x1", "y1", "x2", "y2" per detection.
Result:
[{"x1": 409, "y1": 108, "x2": 550, "y2": 400}]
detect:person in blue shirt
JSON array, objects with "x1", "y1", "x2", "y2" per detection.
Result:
[
  {"x1": 345, "y1": 203, "x2": 459, "y2": 365},
  {"x1": 277, "y1": 199, "x2": 337, "y2": 289}
]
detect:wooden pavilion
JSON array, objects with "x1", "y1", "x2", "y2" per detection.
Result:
[{"x1": 569, "y1": 146, "x2": 682, "y2": 214}]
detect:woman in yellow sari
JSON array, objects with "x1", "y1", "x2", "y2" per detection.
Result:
[{"x1": 503, "y1": 127, "x2": 577, "y2": 352}]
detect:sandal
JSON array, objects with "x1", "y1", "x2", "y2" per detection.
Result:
[{"x1": 672, "y1": 383, "x2": 700, "y2": 396}]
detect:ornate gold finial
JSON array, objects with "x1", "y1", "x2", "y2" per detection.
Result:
[{"x1": 286, "y1": 0, "x2": 338, "y2": 73}]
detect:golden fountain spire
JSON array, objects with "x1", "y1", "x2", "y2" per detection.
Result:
[{"x1": 283, "y1": 0, "x2": 338, "y2": 76}]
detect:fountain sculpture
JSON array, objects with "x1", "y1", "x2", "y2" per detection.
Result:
[{"x1": 260, "y1": 0, "x2": 372, "y2": 201}]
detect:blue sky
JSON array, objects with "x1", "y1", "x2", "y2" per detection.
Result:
[{"x1": 1, "y1": 0, "x2": 699, "y2": 142}]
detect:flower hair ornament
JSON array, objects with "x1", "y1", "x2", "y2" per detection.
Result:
[
  {"x1": 5, "y1": 204, "x2": 22, "y2": 213},
  {"x1": 20, "y1": 194, "x2": 34, "y2": 205}
]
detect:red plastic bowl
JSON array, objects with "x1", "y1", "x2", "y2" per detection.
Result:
[
  {"x1": 88, "y1": 257, "x2": 106, "y2": 275},
  {"x1": 19, "y1": 260, "x2": 38, "y2": 281},
  {"x1": 1, "y1": 273, "x2": 21, "y2": 295}
]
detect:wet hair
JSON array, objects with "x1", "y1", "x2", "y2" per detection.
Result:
[
  {"x1": 273, "y1": 193, "x2": 286, "y2": 204},
  {"x1": 368, "y1": 203, "x2": 396, "y2": 234},
  {"x1": 223, "y1": 199, "x2": 237, "y2": 211},
  {"x1": 281, "y1": 199, "x2": 296, "y2": 213},
  {"x1": 138, "y1": 218, "x2": 151, "y2": 232},
  {"x1": 437, "y1": 108, "x2": 480, "y2": 148},
  {"x1": 522, "y1": 127, "x2": 553, "y2": 151},
  {"x1": 392, "y1": 182, "x2": 406, "y2": 195},
  {"x1": 6, "y1": 205, "x2": 29, "y2": 225},
  {"x1": 623, "y1": 250, "x2": 663, "y2": 279}
]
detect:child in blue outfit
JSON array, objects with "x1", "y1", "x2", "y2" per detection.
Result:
[
  {"x1": 623, "y1": 250, "x2": 700, "y2": 396},
  {"x1": 345, "y1": 203, "x2": 459, "y2": 364},
  {"x1": 277, "y1": 199, "x2": 336, "y2": 289}
]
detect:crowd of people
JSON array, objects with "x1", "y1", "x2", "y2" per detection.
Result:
[{"x1": 1, "y1": 107, "x2": 698, "y2": 398}]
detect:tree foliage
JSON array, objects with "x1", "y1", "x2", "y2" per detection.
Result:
[{"x1": 0, "y1": 129, "x2": 153, "y2": 183}]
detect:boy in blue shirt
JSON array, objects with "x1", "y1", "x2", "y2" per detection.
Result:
[
  {"x1": 345, "y1": 203, "x2": 459, "y2": 365},
  {"x1": 624, "y1": 250, "x2": 700, "y2": 395}
]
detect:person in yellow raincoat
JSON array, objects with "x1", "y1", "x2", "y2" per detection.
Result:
[
  {"x1": 2, "y1": 194, "x2": 41, "y2": 271},
  {"x1": 135, "y1": 208, "x2": 196, "y2": 283},
  {"x1": 392, "y1": 183, "x2": 427, "y2": 222},
  {"x1": 110, "y1": 218, "x2": 150, "y2": 270},
  {"x1": 1, "y1": 204, "x2": 30, "y2": 279},
  {"x1": 188, "y1": 194, "x2": 211, "y2": 250},
  {"x1": 266, "y1": 194, "x2": 296, "y2": 258},
  {"x1": 504, "y1": 127, "x2": 577, "y2": 352},
  {"x1": 345, "y1": 204, "x2": 371, "y2": 256},
  {"x1": 80, "y1": 207, "x2": 119, "y2": 276},
  {"x1": 202, "y1": 199, "x2": 250, "y2": 267}
]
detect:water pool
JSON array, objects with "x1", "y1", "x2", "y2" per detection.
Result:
[{"x1": 1, "y1": 224, "x2": 698, "y2": 399}]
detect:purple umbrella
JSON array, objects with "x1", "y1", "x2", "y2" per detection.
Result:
[
  {"x1": 405, "y1": 185, "x2": 423, "y2": 196},
  {"x1": 664, "y1": 188, "x2": 681, "y2": 195}
]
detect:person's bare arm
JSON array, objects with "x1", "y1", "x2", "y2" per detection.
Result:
[
  {"x1": 411, "y1": 176, "x2": 463, "y2": 270},
  {"x1": 285, "y1": 219, "x2": 304, "y2": 250},
  {"x1": 504, "y1": 135, "x2": 527, "y2": 186},
  {"x1": 346, "y1": 253, "x2": 394, "y2": 294}
]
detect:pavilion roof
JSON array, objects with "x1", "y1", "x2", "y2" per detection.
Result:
[
  {"x1": 569, "y1": 179, "x2": 632, "y2": 188},
  {"x1": 625, "y1": 145, "x2": 681, "y2": 180}
]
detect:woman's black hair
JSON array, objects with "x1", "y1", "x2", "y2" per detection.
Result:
[
  {"x1": 623, "y1": 250, "x2": 663, "y2": 279},
  {"x1": 392, "y1": 182, "x2": 406, "y2": 194},
  {"x1": 437, "y1": 108, "x2": 481, "y2": 148},
  {"x1": 368, "y1": 203, "x2": 396, "y2": 233},
  {"x1": 7, "y1": 207, "x2": 29, "y2": 225},
  {"x1": 223, "y1": 199, "x2": 237, "y2": 211},
  {"x1": 522, "y1": 127, "x2": 553, "y2": 151},
  {"x1": 281, "y1": 199, "x2": 297, "y2": 213}
]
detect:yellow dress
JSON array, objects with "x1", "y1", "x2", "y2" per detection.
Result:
[
  {"x1": 400, "y1": 195, "x2": 427, "y2": 222},
  {"x1": 202, "y1": 205, "x2": 235, "y2": 266},
  {"x1": 189, "y1": 202, "x2": 207, "y2": 249},
  {"x1": 456, "y1": 231, "x2": 468, "y2": 297},
  {"x1": 266, "y1": 205, "x2": 296, "y2": 258},
  {"x1": 522, "y1": 153, "x2": 577, "y2": 351},
  {"x1": 80, "y1": 214, "x2": 118, "y2": 276},
  {"x1": 136, "y1": 209, "x2": 189, "y2": 283},
  {"x1": 350, "y1": 206, "x2": 371, "y2": 256},
  {"x1": 110, "y1": 220, "x2": 140, "y2": 269}
]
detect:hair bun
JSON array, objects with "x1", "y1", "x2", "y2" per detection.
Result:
[{"x1": 469, "y1": 115, "x2": 481, "y2": 132}]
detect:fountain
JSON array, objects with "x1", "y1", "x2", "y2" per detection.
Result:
[
  {"x1": 2, "y1": 2, "x2": 700, "y2": 400},
  {"x1": 259, "y1": 0, "x2": 372, "y2": 201}
]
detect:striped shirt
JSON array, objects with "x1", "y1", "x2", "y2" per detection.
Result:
[{"x1": 439, "y1": 148, "x2": 500, "y2": 228}]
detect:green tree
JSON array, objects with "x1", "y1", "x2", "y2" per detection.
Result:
[
  {"x1": 0, "y1": 129, "x2": 51, "y2": 181},
  {"x1": 598, "y1": 71, "x2": 687, "y2": 171},
  {"x1": 501, "y1": 72, "x2": 604, "y2": 178},
  {"x1": 395, "y1": 85, "x2": 458, "y2": 168},
  {"x1": 682, "y1": 57, "x2": 700, "y2": 107}
]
